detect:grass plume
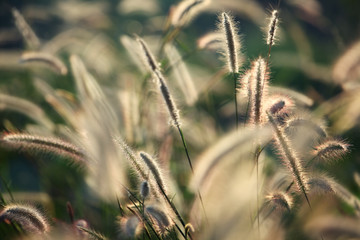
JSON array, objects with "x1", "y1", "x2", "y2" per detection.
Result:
[
  {"x1": 267, "y1": 112, "x2": 310, "y2": 207},
  {"x1": 1, "y1": 133, "x2": 86, "y2": 164}
]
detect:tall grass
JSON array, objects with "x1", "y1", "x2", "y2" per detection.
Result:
[{"x1": 0, "y1": 1, "x2": 359, "y2": 240}]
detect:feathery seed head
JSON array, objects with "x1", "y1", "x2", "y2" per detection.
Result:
[
  {"x1": 139, "y1": 151, "x2": 167, "y2": 194},
  {"x1": 136, "y1": 37, "x2": 159, "y2": 73},
  {"x1": 284, "y1": 116, "x2": 328, "y2": 139},
  {"x1": 308, "y1": 176, "x2": 335, "y2": 195},
  {"x1": 268, "y1": 112, "x2": 309, "y2": 196},
  {"x1": 197, "y1": 32, "x2": 223, "y2": 50},
  {"x1": 219, "y1": 12, "x2": 242, "y2": 73},
  {"x1": 20, "y1": 52, "x2": 68, "y2": 75},
  {"x1": 266, "y1": 10, "x2": 279, "y2": 46},
  {"x1": 266, "y1": 192, "x2": 293, "y2": 211},
  {"x1": 249, "y1": 57, "x2": 268, "y2": 125},
  {"x1": 1, "y1": 133, "x2": 86, "y2": 164},
  {"x1": 170, "y1": 0, "x2": 210, "y2": 27},
  {"x1": 266, "y1": 95, "x2": 293, "y2": 124},
  {"x1": 155, "y1": 70, "x2": 181, "y2": 127},
  {"x1": 0, "y1": 204, "x2": 49, "y2": 234},
  {"x1": 313, "y1": 139, "x2": 350, "y2": 163},
  {"x1": 145, "y1": 205, "x2": 172, "y2": 234}
]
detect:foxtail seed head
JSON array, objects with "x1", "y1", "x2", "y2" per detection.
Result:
[
  {"x1": 139, "y1": 151, "x2": 167, "y2": 194},
  {"x1": 266, "y1": 10, "x2": 279, "y2": 46},
  {"x1": 249, "y1": 57, "x2": 268, "y2": 125},
  {"x1": 266, "y1": 192, "x2": 293, "y2": 211},
  {"x1": 0, "y1": 204, "x2": 49, "y2": 234},
  {"x1": 313, "y1": 139, "x2": 350, "y2": 163},
  {"x1": 219, "y1": 12, "x2": 242, "y2": 73},
  {"x1": 145, "y1": 205, "x2": 172, "y2": 234}
]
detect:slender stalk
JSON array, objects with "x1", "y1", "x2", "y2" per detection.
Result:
[{"x1": 233, "y1": 72, "x2": 239, "y2": 129}]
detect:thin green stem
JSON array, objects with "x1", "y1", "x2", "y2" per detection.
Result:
[
  {"x1": 177, "y1": 125, "x2": 208, "y2": 226},
  {"x1": 177, "y1": 126, "x2": 193, "y2": 173}
]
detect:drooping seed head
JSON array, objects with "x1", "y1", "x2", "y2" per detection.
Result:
[
  {"x1": 0, "y1": 204, "x2": 49, "y2": 234},
  {"x1": 313, "y1": 139, "x2": 350, "y2": 163},
  {"x1": 266, "y1": 10, "x2": 279, "y2": 46},
  {"x1": 308, "y1": 176, "x2": 335, "y2": 195},
  {"x1": 170, "y1": 0, "x2": 210, "y2": 27},
  {"x1": 19, "y1": 51, "x2": 68, "y2": 75},
  {"x1": 139, "y1": 151, "x2": 167, "y2": 194},
  {"x1": 145, "y1": 205, "x2": 172, "y2": 234},
  {"x1": 266, "y1": 94, "x2": 293, "y2": 124},
  {"x1": 219, "y1": 12, "x2": 242, "y2": 73},
  {"x1": 197, "y1": 32, "x2": 223, "y2": 50},
  {"x1": 284, "y1": 116, "x2": 328, "y2": 139},
  {"x1": 0, "y1": 133, "x2": 86, "y2": 165},
  {"x1": 266, "y1": 192, "x2": 293, "y2": 211}
]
